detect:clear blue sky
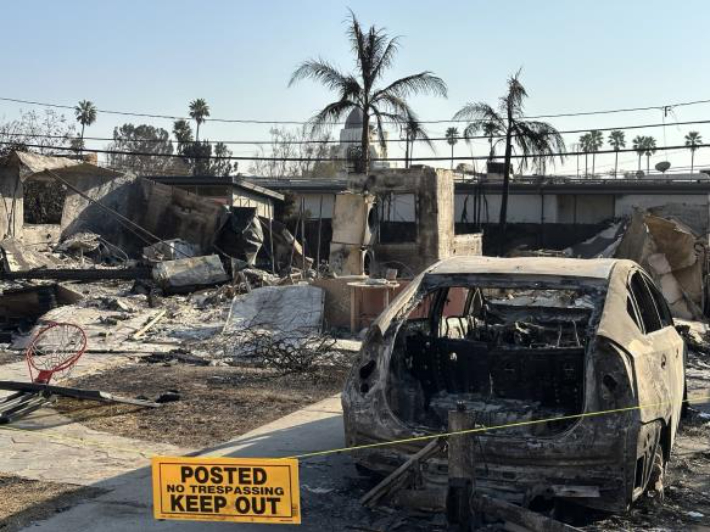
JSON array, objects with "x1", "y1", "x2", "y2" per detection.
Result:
[{"x1": 2, "y1": 0, "x2": 709, "y2": 175}]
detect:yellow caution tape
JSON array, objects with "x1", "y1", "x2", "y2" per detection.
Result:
[{"x1": 0, "y1": 394, "x2": 708, "y2": 462}]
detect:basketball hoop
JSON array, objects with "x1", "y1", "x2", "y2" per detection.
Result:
[
  {"x1": 0, "y1": 322, "x2": 157, "y2": 424},
  {"x1": 25, "y1": 322, "x2": 87, "y2": 385}
]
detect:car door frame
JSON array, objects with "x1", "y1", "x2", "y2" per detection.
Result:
[{"x1": 625, "y1": 268, "x2": 681, "y2": 433}]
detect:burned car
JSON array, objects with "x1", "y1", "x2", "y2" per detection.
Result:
[{"x1": 343, "y1": 256, "x2": 686, "y2": 513}]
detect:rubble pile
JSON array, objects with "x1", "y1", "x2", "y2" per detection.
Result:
[{"x1": 0, "y1": 152, "x2": 346, "y2": 373}]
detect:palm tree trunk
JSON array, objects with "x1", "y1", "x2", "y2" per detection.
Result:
[
  {"x1": 80, "y1": 123, "x2": 85, "y2": 154},
  {"x1": 499, "y1": 124, "x2": 513, "y2": 256},
  {"x1": 450, "y1": 144, "x2": 454, "y2": 170},
  {"x1": 196, "y1": 122, "x2": 201, "y2": 143},
  {"x1": 361, "y1": 109, "x2": 370, "y2": 173},
  {"x1": 614, "y1": 150, "x2": 619, "y2": 178},
  {"x1": 404, "y1": 137, "x2": 410, "y2": 169},
  {"x1": 584, "y1": 152, "x2": 588, "y2": 178},
  {"x1": 638, "y1": 155, "x2": 641, "y2": 173},
  {"x1": 647, "y1": 155, "x2": 650, "y2": 176},
  {"x1": 409, "y1": 133, "x2": 414, "y2": 169},
  {"x1": 592, "y1": 152, "x2": 596, "y2": 177},
  {"x1": 691, "y1": 150, "x2": 695, "y2": 174}
]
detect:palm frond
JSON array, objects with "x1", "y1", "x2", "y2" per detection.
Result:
[
  {"x1": 74, "y1": 100, "x2": 97, "y2": 126},
  {"x1": 608, "y1": 130, "x2": 626, "y2": 149},
  {"x1": 371, "y1": 92, "x2": 412, "y2": 117},
  {"x1": 373, "y1": 72, "x2": 447, "y2": 101},
  {"x1": 685, "y1": 131, "x2": 702, "y2": 150},
  {"x1": 346, "y1": 10, "x2": 367, "y2": 81},
  {"x1": 289, "y1": 59, "x2": 350, "y2": 90},
  {"x1": 445, "y1": 127, "x2": 459, "y2": 146},
  {"x1": 453, "y1": 103, "x2": 505, "y2": 142},
  {"x1": 370, "y1": 36, "x2": 400, "y2": 82},
  {"x1": 504, "y1": 70, "x2": 528, "y2": 117},
  {"x1": 368, "y1": 106, "x2": 389, "y2": 152},
  {"x1": 306, "y1": 99, "x2": 357, "y2": 138},
  {"x1": 512, "y1": 119, "x2": 566, "y2": 172}
]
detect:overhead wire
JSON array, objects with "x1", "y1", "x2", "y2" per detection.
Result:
[
  {"x1": 5, "y1": 140, "x2": 710, "y2": 164},
  {"x1": 3, "y1": 95, "x2": 710, "y2": 126},
  {"x1": 4, "y1": 118, "x2": 710, "y2": 147}
]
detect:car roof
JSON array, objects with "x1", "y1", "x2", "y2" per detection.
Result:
[{"x1": 426, "y1": 256, "x2": 635, "y2": 280}]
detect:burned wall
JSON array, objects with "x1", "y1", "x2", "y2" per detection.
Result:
[
  {"x1": 0, "y1": 166, "x2": 22, "y2": 239},
  {"x1": 370, "y1": 168, "x2": 480, "y2": 275},
  {"x1": 135, "y1": 180, "x2": 226, "y2": 253},
  {"x1": 327, "y1": 169, "x2": 482, "y2": 277},
  {"x1": 62, "y1": 177, "x2": 227, "y2": 257},
  {"x1": 61, "y1": 173, "x2": 143, "y2": 254}
]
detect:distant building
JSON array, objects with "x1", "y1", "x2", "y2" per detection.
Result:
[
  {"x1": 331, "y1": 108, "x2": 391, "y2": 172},
  {"x1": 147, "y1": 175, "x2": 284, "y2": 220}
]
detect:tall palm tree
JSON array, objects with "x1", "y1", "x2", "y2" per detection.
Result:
[
  {"x1": 445, "y1": 127, "x2": 459, "y2": 169},
  {"x1": 189, "y1": 98, "x2": 210, "y2": 142},
  {"x1": 453, "y1": 71, "x2": 565, "y2": 248},
  {"x1": 685, "y1": 131, "x2": 703, "y2": 174},
  {"x1": 608, "y1": 130, "x2": 626, "y2": 178},
  {"x1": 632, "y1": 135, "x2": 646, "y2": 174},
  {"x1": 588, "y1": 130, "x2": 604, "y2": 177},
  {"x1": 579, "y1": 133, "x2": 591, "y2": 177},
  {"x1": 643, "y1": 136, "x2": 657, "y2": 175},
  {"x1": 74, "y1": 100, "x2": 97, "y2": 151},
  {"x1": 289, "y1": 11, "x2": 447, "y2": 173}
]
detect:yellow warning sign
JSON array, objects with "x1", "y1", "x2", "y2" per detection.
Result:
[{"x1": 152, "y1": 456, "x2": 300, "y2": 524}]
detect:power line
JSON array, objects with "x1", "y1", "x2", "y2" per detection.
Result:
[
  {"x1": 4, "y1": 118, "x2": 710, "y2": 147},
  {"x1": 3, "y1": 95, "x2": 710, "y2": 126},
  {"x1": 525, "y1": 98, "x2": 710, "y2": 120},
  {"x1": 4, "y1": 140, "x2": 709, "y2": 163}
]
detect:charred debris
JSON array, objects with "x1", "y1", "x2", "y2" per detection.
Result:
[{"x1": 1, "y1": 151, "x2": 709, "y2": 528}]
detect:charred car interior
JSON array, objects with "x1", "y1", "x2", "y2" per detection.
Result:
[
  {"x1": 344, "y1": 257, "x2": 687, "y2": 515},
  {"x1": 387, "y1": 283, "x2": 601, "y2": 435}
]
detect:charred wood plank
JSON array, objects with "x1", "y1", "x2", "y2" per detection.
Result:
[
  {"x1": 0, "y1": 381, "x2": 161, "y2": 408},
  {"x1": 360, "y1": 437, "x2": 444, "y2": 508},
  {"x1": 3, "y1": 267, "x2": 152, "y2": 281},
  {"x1": 472, "y1": 494, "x2": 582, "y2": 532}
]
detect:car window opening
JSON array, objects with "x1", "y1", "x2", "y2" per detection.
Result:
[{"x1": 386, "y1": 284, "x2": 601, "y2": 436}]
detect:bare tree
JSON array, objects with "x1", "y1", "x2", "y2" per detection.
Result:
[
  {"x1": 0, "y1": 109, "x2": 77, "y2": 157},
  {"x1": 249, "y1": 127, "x2": 336, "y2": 178}
]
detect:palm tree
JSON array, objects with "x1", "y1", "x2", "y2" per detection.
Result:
[
  {"x1": 643, "y1": 136, "x2": 657, "y2": 175},
  {"x1": 189, "y1": 98, "x2": 210, "y2": 142},
  {"x1": 579, "y1": 133, "x2": 591, "y2": 177},
  {"x1": 632, "y1": 135, "x2": 646, "y2": 174},
  {"x1": 608, "y1": 130, "x2": 626, "y2": 178},
  {"x1": 685, "y1": 131, "x2": 703, "y2": 174},
  {"x1": 588, "y1": 130, "x2": 604, "y2": 177},
  {"x1": 445, "y1": 127, "x2": 459, "y2": 169},
  {"x1": 173, "y1": 119, "x2": 194, "y2": 154},
  {"x1": 481, "y1": 121, "x2": 504, "y2": 161},
  {"x1": 289, "y1": 11, "x2": 447, "y2": 173},
  {"x1": 401, "y1": 120, "x2": 433, "y2": 169},
  {"x1": 74, "y1": 100, "x2": 97, "y2": 151},
  {"x1": 453, "y1": 71, "x2": 565, "y2": 248}
]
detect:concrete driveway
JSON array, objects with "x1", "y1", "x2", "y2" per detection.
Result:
[{"x1": 18, "y1": 396, "x2": 389, "y2": 532}]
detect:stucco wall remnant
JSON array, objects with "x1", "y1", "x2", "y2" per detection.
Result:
[{"x1": 329, "y1": 168, "x2": 482, "y2": 277}]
